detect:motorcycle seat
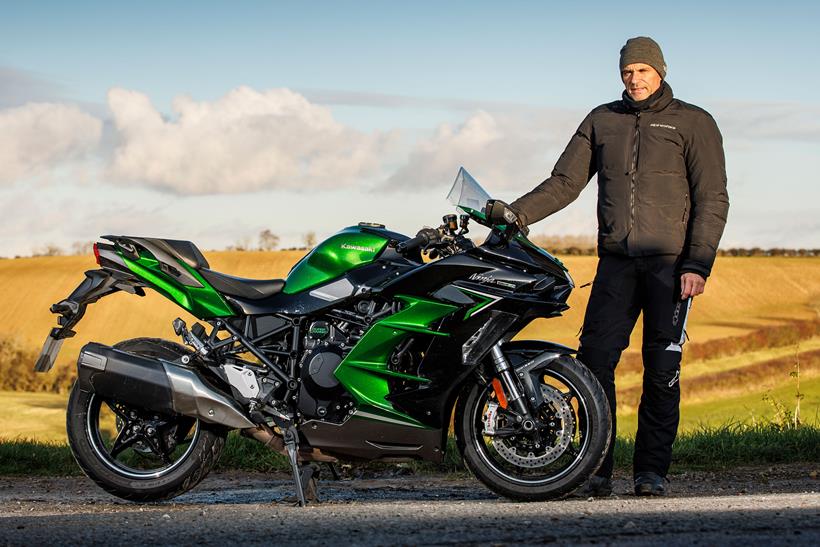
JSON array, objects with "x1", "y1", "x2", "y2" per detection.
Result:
[
  {"x1": 104, "y1": 236, "x2": 211, "y2": 270},
  {"x1": 160, "y1": 239, "x2": 211, "y2": 270},
  {"x1": 199, "y1": 269, "x2": 285, "y2": 300}
]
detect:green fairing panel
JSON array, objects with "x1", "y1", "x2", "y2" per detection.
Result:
[
  {"x1": 334, "y1": 295, "x2": 458, "y2": 427},
  {"x1": 284, "y1": 227, "x2": 389, "y2": 294},
  {"x1": 121, "y1": 253, "x2": 234, "y2": 318}
]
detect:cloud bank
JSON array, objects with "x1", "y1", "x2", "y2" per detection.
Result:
[
  {"x1": 107, "y1": 86, "x2": 396, "y2": 194},
  {"x1": 387, "y1": 109, "x2": 581, "y2": 190},
  {"x1": 0, "y1": 102, "x2": 102, "y2": 185}
]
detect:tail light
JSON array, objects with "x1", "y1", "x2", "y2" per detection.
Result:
[{"x1": 93, "y1": 243, "x2": 101, "y2": 265}]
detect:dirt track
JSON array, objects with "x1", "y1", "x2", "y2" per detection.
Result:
[{"x1": 1, "y1": 465, "x2": 818, "y2": 546}]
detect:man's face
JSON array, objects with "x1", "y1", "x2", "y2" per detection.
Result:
[{"x1": 621, "y1": 63, "x2": 662, "y2": 101}]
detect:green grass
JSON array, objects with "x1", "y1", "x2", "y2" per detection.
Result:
[
  {"x1": 215, "y1": 432, "x2": 291, "y2": 473},
  {"x1": 617, "y1": 376, "x2": 820, "y2": 435},
  {"x1": 0, "y1": 438, "x2": 80, "y2": 475},
  {"x1": 612, "y1": 425, "x2": 820, "y2": 471},
  {"x1": 2, "y1": 426, "x2": 818, "y2": 477}
]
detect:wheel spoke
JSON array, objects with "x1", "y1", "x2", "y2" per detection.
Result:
[
  {"x1": 110, "y1": 427, "x2": 139, "y2": 458},
  {"x1": 143, "y1": 433, "x2": 173, "y2": 465}
]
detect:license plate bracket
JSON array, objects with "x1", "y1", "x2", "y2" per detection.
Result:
[{"x1": 34, "y1": 332, "x2": 65, "y2": 373}]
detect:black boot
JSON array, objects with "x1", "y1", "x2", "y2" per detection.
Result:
[{"x1": 634, "y1": 472, "x2": 668, "y2": 496}]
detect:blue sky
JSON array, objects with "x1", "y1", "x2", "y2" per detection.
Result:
[{"x1": 1, "y1": 1, "x2": 819, "y2": 256}]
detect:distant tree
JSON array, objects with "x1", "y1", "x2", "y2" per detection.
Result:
[
  {"x1": 303, "y1": 231, "x2": 317, "y2": 249},
  {"x1": 230, "y1": 236, "x2": 252, "y2": 252},
  {"x1": 36, "y1": 244, "x2": 64, "y2": 257},
  {"x1": 71, "y1": 241, "x2": 94, "y2": 256},
  {"x1": 258, "y1": 230, "x2": 280, "y2": 251}
]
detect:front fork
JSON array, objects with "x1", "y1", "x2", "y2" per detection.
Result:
[{"x1": 489, "y1": 342, "x2": 539, "y2": 434}]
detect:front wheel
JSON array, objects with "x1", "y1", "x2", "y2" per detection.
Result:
[
  {"x1": 455, "y1": 355, "x2": 611, "y2": 501},
  {"x1": 66, "y1": 338, "x2": 227, "y2": 502}
]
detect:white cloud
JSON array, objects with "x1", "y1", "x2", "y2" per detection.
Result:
[
  {"x1": 386, "y1": 108, "x2": 582, "y2": 191},
  {"x1": 107, "y1": 86, "x2": 397, "y2": 194},
  {"x1": 0, "y1": 102, "x2": 102, "y2": 185}
]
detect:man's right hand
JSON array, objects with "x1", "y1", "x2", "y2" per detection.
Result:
[{"x1": 485, "y1": 200, "x2": 528, "y2": 234}]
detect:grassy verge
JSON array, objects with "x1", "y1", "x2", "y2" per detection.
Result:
[{"x1": 3, "y1": 424, "x2": 817, "y2": 477}]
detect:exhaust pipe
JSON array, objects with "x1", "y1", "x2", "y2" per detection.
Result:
[
  {"x1": 242, "y1": 424, "x2": 338, "y2": 463},
  {"x1": 77, "y1": 342, "x2": 255, "y2": 429}
]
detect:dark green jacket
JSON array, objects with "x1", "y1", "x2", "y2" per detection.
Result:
[{"x1": 510, "y1": 83, "x2": 728, "y2": 277}]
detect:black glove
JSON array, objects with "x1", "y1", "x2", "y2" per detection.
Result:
[{"x1": 485, "y1": 200, "x2": 528, "y2": 235}]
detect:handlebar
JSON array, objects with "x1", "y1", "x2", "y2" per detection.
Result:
[{"x1": 396, "y1": 228, "x2": 439, "y2": 254}]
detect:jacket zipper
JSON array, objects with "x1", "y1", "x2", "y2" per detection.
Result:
[
  {"x1": 682, "y1": 193, "x2": 689, "y2": 222},
  {"x1": 629, "y1": 112, "x2": 641, "y2": 232}
]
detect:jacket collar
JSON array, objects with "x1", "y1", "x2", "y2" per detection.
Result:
[{"x1": 621, "y1": 81, "x2": 674, "y2": 113}]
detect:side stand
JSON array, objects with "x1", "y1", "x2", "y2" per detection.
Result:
[{"x1": 283, "y1": 426, "x2": 307, "y2": 506}]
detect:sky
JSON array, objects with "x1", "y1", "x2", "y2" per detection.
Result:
[{"x1": 2, "y1": 0, "x2": 819, "y2": 257}]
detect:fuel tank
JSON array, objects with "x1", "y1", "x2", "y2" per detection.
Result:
[{"x1": 284, "y1": 225, "x2": 396, "y2": 294}]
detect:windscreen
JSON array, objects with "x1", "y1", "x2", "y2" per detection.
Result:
[{"x1": 446, "y1": 167, "x2": 492, "y2": 214}]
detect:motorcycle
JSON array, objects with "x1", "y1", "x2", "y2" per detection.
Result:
[{"x1": 35, "y1": 168, "x2": 610, "y2": 505}]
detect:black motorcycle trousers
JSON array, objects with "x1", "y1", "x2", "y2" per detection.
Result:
[{"x1": 577, "y1": 254, "x2": 691, "y2": 479}]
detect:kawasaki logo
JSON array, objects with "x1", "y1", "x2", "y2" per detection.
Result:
[{"x1": 341, "y1": 243, "x2": 375, "y2": 252}]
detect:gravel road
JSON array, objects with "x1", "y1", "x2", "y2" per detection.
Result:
[{"x1": 1, "y1": 465, "x2": 818, "y2": 546}]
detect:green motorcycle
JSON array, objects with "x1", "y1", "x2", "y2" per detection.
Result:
[{"x1": 35, "y1": 169, "x2": 610, "y2": 505}]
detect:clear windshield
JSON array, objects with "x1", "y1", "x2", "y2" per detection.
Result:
[
  {"x1": 446, "y1": 167, "x2": 492, "y2": 215},
  {"x1": 444, "y1": 166, "x2": 569, "y2": 275}
]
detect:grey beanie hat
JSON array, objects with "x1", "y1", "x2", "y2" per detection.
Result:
[{"x1": 619, "y1": 36, "x2": 667, "y2": 79}]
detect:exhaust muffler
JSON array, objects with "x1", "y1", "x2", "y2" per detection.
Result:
[{"x1": 76, "y1": 342, "x2": 254, "y2": 429}]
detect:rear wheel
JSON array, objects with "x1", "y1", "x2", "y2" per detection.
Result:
[
  {"x1": 66, "y1": 338, "x2": 227, "y2": 502},
  {"x1": 456, "y1": 356, "x2": 611, "y2": 501}
]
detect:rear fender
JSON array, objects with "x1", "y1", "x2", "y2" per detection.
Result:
[{"x1": 34, "y1": 267, "x2": 144, "y2": 372}]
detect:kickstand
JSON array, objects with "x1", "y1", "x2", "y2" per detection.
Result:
[
  {"x1": 299, "y1": 463, "x2": 320, "y2": 503},
  {"x1": 284, "y1": 426, "x2": 307, "y2": 506}
]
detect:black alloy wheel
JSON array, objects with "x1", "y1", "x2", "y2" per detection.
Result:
[
  {"x1": 456, "y1": 355, "x2": 611, "y2": 501},
  {"x1": 66, "y1": 338, "x2": 227, "y2": 501}
]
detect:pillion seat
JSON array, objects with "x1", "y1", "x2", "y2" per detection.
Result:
[{"x1": 103, "y1": 235, "x2": 286, "y2": 300}]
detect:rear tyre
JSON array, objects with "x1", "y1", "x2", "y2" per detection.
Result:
[
  {"x1": 456, "y1": 356, "x2": 611, "y2": 501},
  {"x1": 66, "y1": 338, "x2": 227, "y2": 502}
]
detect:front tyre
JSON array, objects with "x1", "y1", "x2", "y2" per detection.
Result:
[
  {"x1": 456, "y1": 356, "x2": 611, "y2": 501},
  {"x1": 66, "y1": 338, "x2": 227, "y2": 502}
]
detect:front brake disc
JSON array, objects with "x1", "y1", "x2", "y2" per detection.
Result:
[{"x1": 486, "y1": 384, "x2": 575, "y2": 468}]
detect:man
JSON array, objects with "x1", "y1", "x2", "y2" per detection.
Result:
[{"x1": 497, "y1": 37, "x2": 729, "y2": 496}]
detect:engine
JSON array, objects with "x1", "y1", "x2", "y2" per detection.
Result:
[
  {"x1": 296, "y1": 315, "x2": 361, "y2": 422},
  {"x1": 219, "y1": 298, "x2": 422, "y2": 423}
]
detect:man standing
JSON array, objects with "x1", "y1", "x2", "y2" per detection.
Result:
[{"x1": 505, "y1": 37, "x2": 729, "y2": 495}]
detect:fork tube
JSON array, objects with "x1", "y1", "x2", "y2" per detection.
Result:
[{"x1": 490, "y1": 343, "x2": 529, "y2": 417}]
